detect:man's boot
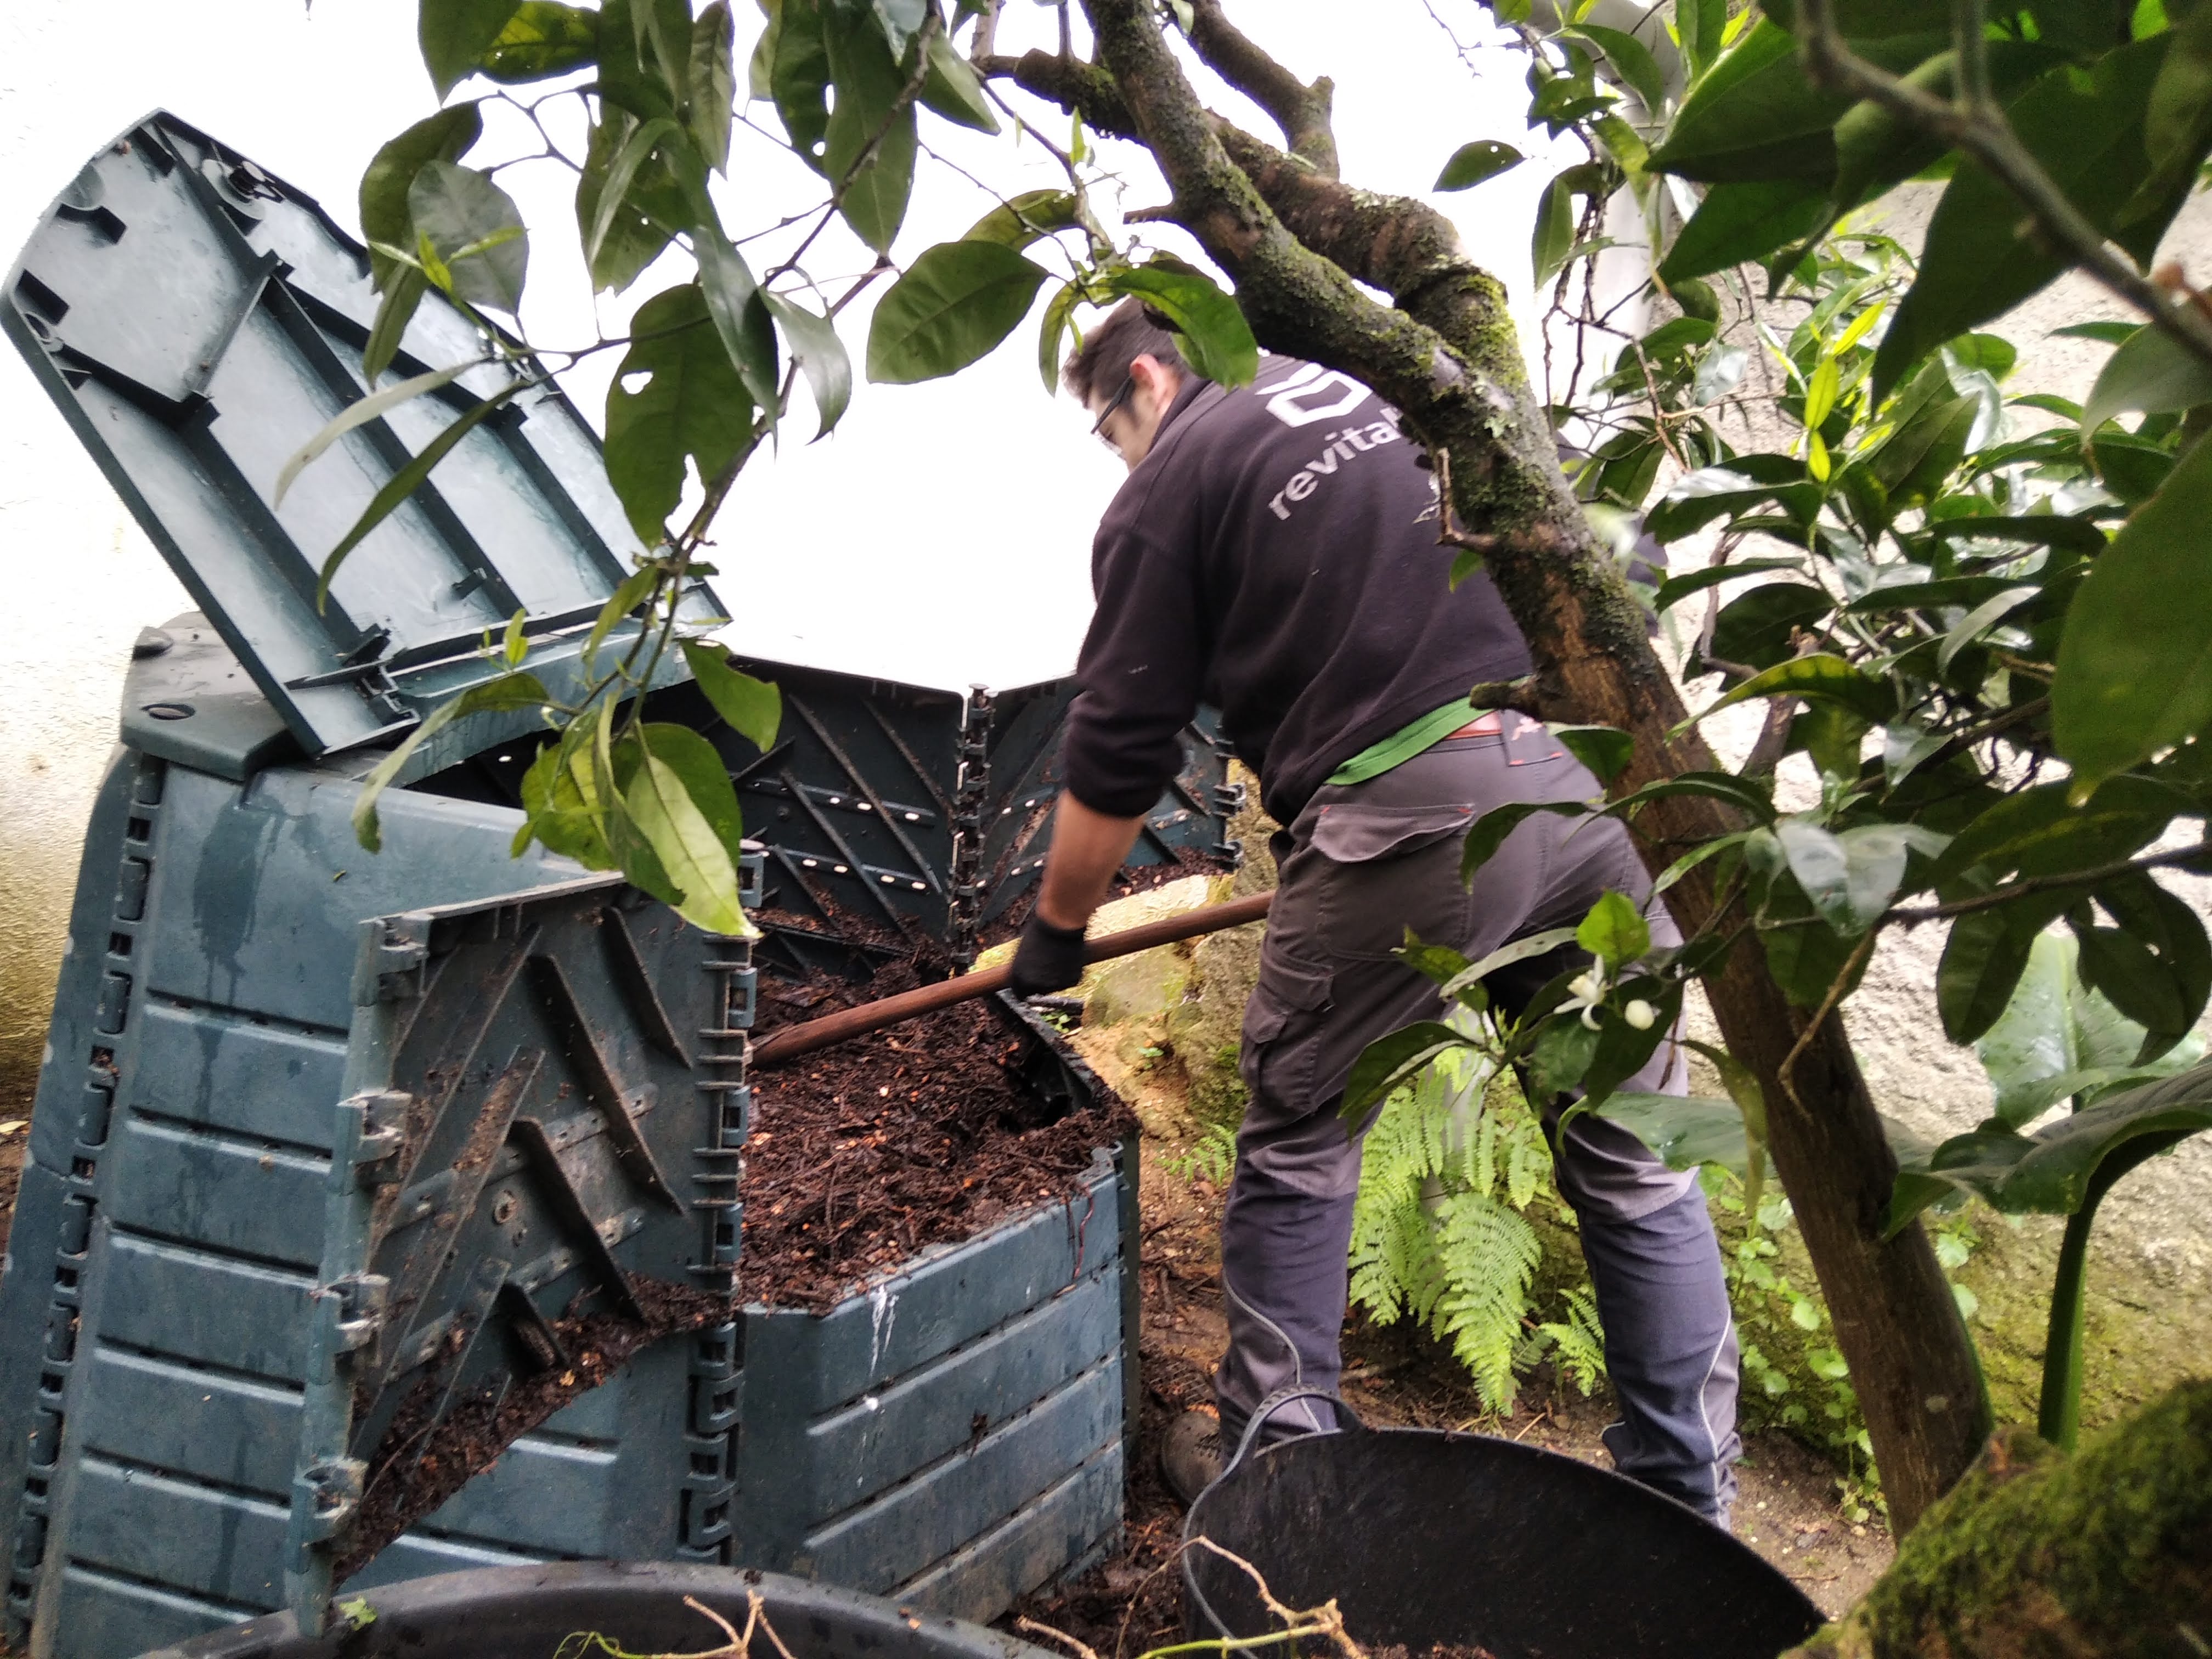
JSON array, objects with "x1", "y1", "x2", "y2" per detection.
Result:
[{"x1": 1160, "y1": 1409, "x2": 1226, "y2": 1507}]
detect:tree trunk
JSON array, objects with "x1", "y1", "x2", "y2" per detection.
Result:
[{"x1": 1014, "y1": 1, "x2": 1994, "y2": 1531}]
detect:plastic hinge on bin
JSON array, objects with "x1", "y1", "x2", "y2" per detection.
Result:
[{"x1": 287, "y1": 876, "x2": 726, "y2": 1632}]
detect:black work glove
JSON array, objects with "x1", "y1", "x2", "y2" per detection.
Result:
[{"x1": 1009, "y1": 911, "x2": 1090, "y2": 997}]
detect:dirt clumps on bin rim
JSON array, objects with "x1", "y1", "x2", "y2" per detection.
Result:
[
  {"x1": 335, "y1": 1273, "x2": 731, "y2": 1583},
  {"x1": 740, "y1": 942, "x2": 1134, "y2": 1311}
]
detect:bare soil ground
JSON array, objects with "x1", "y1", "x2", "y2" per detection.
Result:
[{"x1": 1005, "y1": 1038, "x2": 1892, "y2": 1658}]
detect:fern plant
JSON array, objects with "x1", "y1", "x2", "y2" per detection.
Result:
[{"x1": 1347, "y1": 1047, "x2": 1601, "y2": 1413}]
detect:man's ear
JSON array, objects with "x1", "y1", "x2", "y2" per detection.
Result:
[{"x1": 1129, "y1": 352, "x2": 1181, "y2": 405}]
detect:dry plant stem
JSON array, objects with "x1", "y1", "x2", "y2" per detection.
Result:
[
  {"x1": 1794, "y1": 0, "x2": 2212, "y2": 371},
  {"x1": 1019, "y1": 1617, "x2": 1105, "y2": 1659},
  {"x1": 1007, "y1": 0, "x2": 1989, "y2": 1530},
  {"x1": 1182, "y1": 1539, "x2": 1364, "y2": 1659}
]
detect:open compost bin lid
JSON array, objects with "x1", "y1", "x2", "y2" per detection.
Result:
[
  {"x1": 289, "y1": 872, "x2": 738, "y2": 1620},
  {"x1": 4, "y1": 112, "x2": 718, "y2": 769}
]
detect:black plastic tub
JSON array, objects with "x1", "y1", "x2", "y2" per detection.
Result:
[
  {"x1": 133, "y1": 1562, "x2": 1055, "y2": 1659},
  {"x1": 1183, "y1": 1392, "x2": 1826, "y2": 1659}
]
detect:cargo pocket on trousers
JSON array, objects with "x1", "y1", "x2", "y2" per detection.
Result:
[{"x1": 1238, "y1": 955, "x2": 1334, "y2": 1118}]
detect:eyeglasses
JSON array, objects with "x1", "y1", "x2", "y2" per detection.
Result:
[{"x1": 1088, "y1": 375, "x2": 1136, "y2": 453}]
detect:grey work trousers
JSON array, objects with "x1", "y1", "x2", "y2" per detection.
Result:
[{"x1": 1217, "y1": 719, "x2": 1742, "y2": 1522}]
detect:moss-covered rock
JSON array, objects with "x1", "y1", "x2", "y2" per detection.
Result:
[
  {"x1": 1163, "y1": 765, "x2": 1279, "y2": 1130},
  {"x1": 1787, "y1": 1382, "x2": 2212, "y2": 1657}
]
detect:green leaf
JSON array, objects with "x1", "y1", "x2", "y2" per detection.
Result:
[
  {"x1": 1038, "y1": 280, "x2": 1080, "y2": 393},
  {"x1": 1396, "y1": 931, "x2": 1475, "y2": 990},
  {"x1": 693, "y1": 223, "x2": 782, "y2": 418},
  {"x1": 1651, "y1": 557, "x2": 1805, "y2": 611},
  {"x1": 360, "y1": 106, "x2": 484, "y2": 295},
  {"x1": 1698, "y1": 652, "x2": 1896, "y2": 725},
  {"x1": 1679, "y1": 0, "x2": 1727, "y2": 77},
  {"x1": 597, "y1": 0, "x2": 681, "y2": 118},
  {"x1": 1779, "y1": 820, "x2": 1926, "y2": 933},
  {"x1": 2092, "y1": 873, "x2": 2212, "y2": 1059},
  {"x1": 1596, "y1": 1094, "x2": 1757, "y2": 1175},
  {"x1": 2080, "y1": 323, "x2": 2212, "y2": 436},
  {"x1": 767, "y1": 0, "x2": 832, "y2": 160},
  {"x1": 625, "y1": 733, "x2": 752, "y2": 934},
  {"x1": 1532, "y1": 176, "x2": 1575, "y2": 289},
  {"x1": 363, "y1": 268, "x2": 430, "y2": 385},
  {"x1": 866, "y1": 240, "x2": 1050, "y2": 383},
  {"x1": 318, "y1": 379, "x2": 528, "y2": 608},
  {"x1": 353, "y1": 672, "x2": 550, "y2": 851},
  {"x1": 575, "y1": 109, "x2": 692, "y2": 293},
  {"x1": 420, "y1": 0, "x2": 524, "y2": 96},
  {"x1": 583, "y1": 115, "x2": 684, "y2": 291},
  {"x1": 1607, "y1": 770, "x2": 1776, "y2": 823},
  {"x1": 764, "y1": 293, "x2": 853, "y2": 438},
  {"x1": 478, "y1": 2, "x2": 599, "y2": 82},
  {"x1": 1935, "y1": 586, "x2": 2038, "y2": 675},
  {"x1": 1442, "y1": 927, "x2": 1581, "y2": 1004},
  {"x1": 1659, "y1": 180, "x2": 1830, "y2": 283},
  {"x1": 681, "y1": 641, "x2": 782, "y2": 750},
  {"x1": 408, "y1": 162, "x2": 527, "y2": 314},
  {"x1": 604, "y1": 283, "x2": 759, "y2": 544},
  {"x1": 274, "y1": 358, "x2": 482, "y2": 507},
  {"x1": 1938, "y1": 894, "x2": 2072, "y2": 1045},
  {"x1": 1647, "y1": 20, "x2": 1848, "y2": 182},
  {"x1": 1529, "y1": 1018, "x2": 1601, "y2": 1102},
  {"x1": 1435, "y1": 140, "x2": 1525, "y2": 190},
  {"x1": 1462, "y1": 800, "x2": 1589, "y2": 884},
  {"x1": 821, "y1": 1, "x2": 918, "y2": 253},
  {"x1": 920, "y1": 25, "x2": 1001, "y2": 132},
  {"x1": 871, "y1": 0, "x2": 928, "y2": 57},
  {"x1": 1549, "y1": 723, "x2": 1635, "y2": 783},
  {"x1": 519, "y1": 722, "x2": 613, "y2": 865},
  {"x1": 2056, "y1": 432, "x2": 2212, "y2": 790},
  {"x1": 636, "y1": 720, "x2": 748, "y2": 872},
  {"x1": 1874, "y1": 38, "x2": 2182, "y2": 402},
  {"x1": 689, "y1": 2, "x2": 737, "y2": 174},
  {"x1": 1570, "y1": 24, "x2": 1667, "y2": 112},
  {"x1": 2138, "y1": 0, "x2": 2212, "y2": 207},
  {"x1": 585, "y1": 566, "x2": 658, "y2": 667},
  {"x1": 963, "y1": 189, "x2": 1081, "y2": 248},
  {"x1": 1577, "y1": 890, "x2": 1653, "y2": 965},
  {"x1": 1796, "y1": 701, "x2": 1871, "y2": 781},
  {"x1": 1884, "y1": 1059, "x2": 2212, "y2": 1235},
  {"x1": 1644, "y1": 457, "x2": 1819, "y2": 541},
  {"x1": 1100, "y1": 261, "x2": 1260, "y2": 387},
  {"x1": 1340, "y1": 1022, "x2": 1475, "y2": 1121}
]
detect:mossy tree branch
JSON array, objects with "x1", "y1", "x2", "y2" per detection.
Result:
[
  {"x1": 1183, "y1": 0, "x2": 1339, "y2": 177},
  {"x1": 1013, "y1": 0, "x2": 1991, "y2": 1531}
]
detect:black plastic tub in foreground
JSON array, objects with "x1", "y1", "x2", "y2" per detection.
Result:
[
  {"x1": 1183, "y1": 1394, "x2": 1826, "y2": 1659},
  {"x1": 133, "y1": 1562, "x2": 1054, "y2": 1659}
]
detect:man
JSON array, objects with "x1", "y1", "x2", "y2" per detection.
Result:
[{"x1": 1008, "y1": 301, "x2": 1741, "y2": 1523}]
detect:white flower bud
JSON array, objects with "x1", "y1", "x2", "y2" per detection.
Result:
[{"x1": 1624, "y1": 999, "x2": 1657, "y2": 1031}]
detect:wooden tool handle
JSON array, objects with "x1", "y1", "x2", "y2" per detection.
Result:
[{"x1": 749, "y1": 890, "x2": 1273, "y2": 1069}]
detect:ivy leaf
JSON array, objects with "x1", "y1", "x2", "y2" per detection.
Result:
[
  {"x1": 478, "y1": 2, "x2": 600, "y2": 82},
  {"x1": 689, "y1": 2, "x2": 737, "y2": 174},
  {"x1": 681, "y1": 641, "x2": 782, "y2": 752},
  {"x1": 409, "y1": 161, "x2": 528, "y2": 314},
  {"x1": 318, "y1": 379, "x2": 528, "y2": 608},
  {"x1": 354, "y1": 672, "x2": 551, "y2": 852},
  {"x1": 420, "y1": 0, "x2": 525, "y2": 97},
  {"x1": 764, "y1": 293, "x2": 853, "y2": 438},
  {"x1": 1100, "y1": 261, "x2": 1260, "y2": 387},
  {"x1": 360, "y1": 106, "x2": 484, "y2": 295},
  {"x1": 603, "y1": 283, "x2": 759, "y2": 543},
  {"x1": 822, "y1": 1, "x2": 918, "y2": 253},
  {"x1": 866, "y1": 240, "x2": 1050, "y2": 383},
  {"x1": 964, "y1": 189, "x2": 1081, "y2": 248},
  {"x1": 920, "y1": 25, "x2": 1001, "y2": 132},
  {"x1": 1434, "y1": 140, "x2": 1525, "y2": 191},
  {"x1": 1339, "y1": 1021, "x2": 1474, "y2": 1121}
]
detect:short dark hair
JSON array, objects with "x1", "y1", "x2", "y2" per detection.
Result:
[{"x1": 1061, "y1": 297, "x2": 1202, "y2": 404}]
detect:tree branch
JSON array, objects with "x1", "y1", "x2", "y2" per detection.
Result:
[
  {"x1": 1184, "y1": 0, "x2": 1338, "y2": 176},
  {"x1": 1796, "y1": 0, "x2": 2212, "y2": 373}
]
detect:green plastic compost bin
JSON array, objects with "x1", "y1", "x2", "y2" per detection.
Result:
[{"x1": 0, "y1": 113, "x2": 1234, "y2": 1659}]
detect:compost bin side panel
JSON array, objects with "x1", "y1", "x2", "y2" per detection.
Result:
[
  {"x1": 0, "y1": 748, "x2": 140, "y2": 1587},
  {"x1": 0, "y1": 758, "x2": 694, "y2": 1659},
  {"x1": 735, "y1": 1159, "x2": 1127, "y2": 1618}
]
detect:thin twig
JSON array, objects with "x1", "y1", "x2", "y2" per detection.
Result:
[{"x1": 1019, "y1": 1617, "x2": 1104, "y2": 1659}]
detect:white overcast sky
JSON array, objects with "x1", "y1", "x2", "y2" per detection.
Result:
[{"x1": 0, "y1": 1, "x2": 1598, "y2": 693}]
